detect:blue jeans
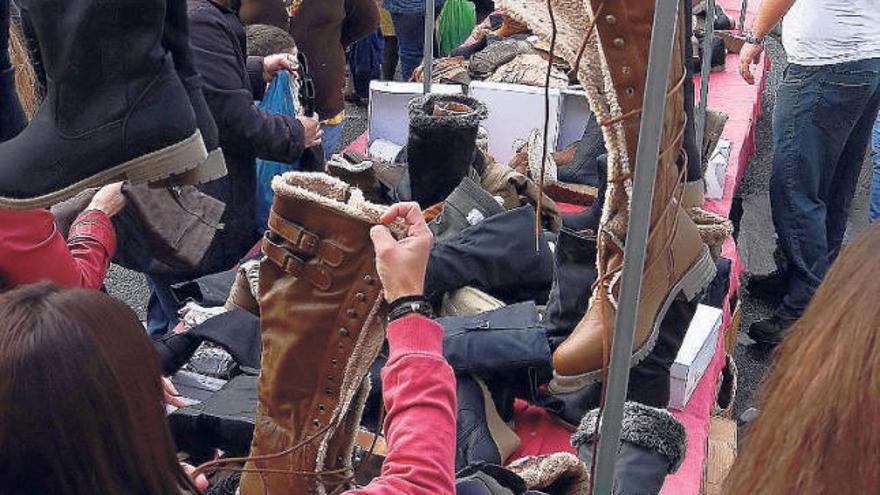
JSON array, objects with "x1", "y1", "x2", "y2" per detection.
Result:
[
  {"x1": 390, "y1": 12, "x2": 426, "y2": 80},
  {"x1": 146, "y1": 273, "x2": 187, "y2": 336},
  {"x1": 770, "y1": 58, "x2": 880, "y2": 320},
  {"x1": 869, "y1": 115, "x2": 880, "y2": 222},
  {"x1": 321, "y1": 121, "x2": 345, "y2": 160}
]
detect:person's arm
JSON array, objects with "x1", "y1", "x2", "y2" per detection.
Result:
[
  {"x1": 188, "y1": 10, "x2": 307, "y2": 163},
  {"x1": 347, "y1": 315, "x2": 457, "y2": 495},
  {"x1": 346, "y1": 203, "x2": 457, "y2": 495},
  {"x1": 342, "y1": 0, "x2": 381, "y2": 47},
  {"x1": 738, "y1": 0, "x2": 796, "y2": 84},
  {"x1": 0, "y1": 183, "x2": 123, "y2": 289}
]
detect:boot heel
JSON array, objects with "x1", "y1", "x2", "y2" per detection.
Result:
[
  {"x1": 161, "y1": 148, "x2": 228, "y2": 186},
  {"x1": 123, "y1": 131, "x2": 207, "y2": 184},
  {"x1": 678, "y1": 246, "x2": 717, "y2": 302}
]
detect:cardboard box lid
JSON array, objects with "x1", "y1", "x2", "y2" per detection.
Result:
[
  {"x1": 367, "y1": 81, "x2": 463, "y2": 147},
  {"x1": 675, "y1": 304, "x2": 723, "y2": 366},
  {"x1": 468, "y1": 81, "x2": 562, "y2": 166}
]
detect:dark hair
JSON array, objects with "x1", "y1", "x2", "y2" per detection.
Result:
[
  {"x1": 723, "y1": 223, "x2": 880, "y2": 493},
  {"x1": 246, "y1": 23, "x2": 296, "y2": 57},
  {"x1": 0, "y1": 283, "x2": 196, "y2": 494}
]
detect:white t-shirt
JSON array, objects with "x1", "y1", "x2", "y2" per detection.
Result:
[{"x1": 782, "y1": 0, "x2": 880, "y2": 65}]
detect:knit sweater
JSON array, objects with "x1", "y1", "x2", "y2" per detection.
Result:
[{"x1": 345, "y1": 314, "x2": 457, "y2": 495}]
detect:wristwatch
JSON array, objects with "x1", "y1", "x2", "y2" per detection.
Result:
[{"x1": 744, "y1": 32, "x2": 765, "y2": 46}]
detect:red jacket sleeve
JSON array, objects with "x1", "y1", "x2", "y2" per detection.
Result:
[
  {"x1": 346, "y1": 314, "x2": 457, "y2": 495},
  {"x1": 0, "y1": 208, "x2": 116, "y2": 290}
]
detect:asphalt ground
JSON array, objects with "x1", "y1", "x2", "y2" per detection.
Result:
[{"x1": 106, "y1": 38, "x2": 876, "y2": 427}]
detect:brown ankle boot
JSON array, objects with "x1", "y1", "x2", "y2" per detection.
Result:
[
  {"x1": 499, "y1": 0, "x2": 716, "y2": 391},
  {"x1": 239, "y1": 172, "x2": 403, "y2": 495}
]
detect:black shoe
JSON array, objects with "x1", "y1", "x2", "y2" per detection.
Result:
[
  {"x1": 455, "y1": 374, "x2": 521, "y2": 472},
  {"x1": 745, "y1": 270, "x2": 788, "y2": 305},
  {"x1": 0, "y1": 0, "x2": 27, "y2": 143},
  {"x1": 748, "y1": 316, "x2": 794, "y2": 351},
  {"x1": 0, "y1": 0, "x2": 207, "y2": 209}
]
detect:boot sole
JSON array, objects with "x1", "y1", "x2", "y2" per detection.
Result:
[
  {"x1": 549, "y1": 245, "x2": 717, "y2": 394},
  {"x1": 156, "y1": 147, "x2": 228, "y2": 187},
  {"x1": 0, "y1": 131, "x2": 207, "y2": 210}
]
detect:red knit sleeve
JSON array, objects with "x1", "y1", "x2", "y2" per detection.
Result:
[{"x1": 345, "y1": 314, "x2": 457, "y2": 495}]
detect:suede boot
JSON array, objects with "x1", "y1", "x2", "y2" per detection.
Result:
[
  {"x1": 162, "y1": 0, "x2": 227, "y2": 185},
  {"x1": 240, "y1": 172, "x2": 402, "y2": 495},
  {"x1": 500, "y1": 0, "x2": 716, "y2": 391},
  {"x1": 0, "y1": 0, "x2": 207, "y2": 209},
  {"x1": 572, "y1": 402, "x2": 686, "y2": 495},
  {"x1": 1, "y1": 0, "x2": 26, "y2": 142},
  {"x1": 405, "y1": 94, "x2": 488, "y2": 208},
  {"x1": 429, "y1": 177, "x2": 506, "y2": 242}
]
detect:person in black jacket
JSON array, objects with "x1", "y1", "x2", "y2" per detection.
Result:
[{"x1": 145, "y1": 0, "x2": 322, "y2": 335}]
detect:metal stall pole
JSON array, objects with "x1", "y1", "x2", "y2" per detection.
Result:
[
  {"x1": 591, "y1": 0, "x2": 681, "y2": 493},
  {"x1": 695, "y1": 0, "x2": 716, "y2": 163},
  {"x1": 423, "y1": 0, "x2": 435, "y2": 94},
  {"x1": 738, "y1": 0, "x2": 749, "y2": 35}
]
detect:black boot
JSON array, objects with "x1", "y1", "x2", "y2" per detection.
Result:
[
  {"x1": 0, "y1": 0, "x2": 26, "y2": 142},
  {"x1": 681, "y1": 0, "x2": 703, "y2": 204},
  {"x1": 558, "y1": 114, "x2": 605, "y2": 188},
  {"x1": 162, "y1": 0, "x2": 227, "y2": 184},
  {"x1": 455, "y1": 374, "x2": 521, "y2": 472},
  {"x1": 573, "y1": 402, "x2": 686, "y2": 495},
  {"x1": 405, "y1": 94, "x2": 487, "y2": 208},
  {"x1": 748, "y1": 315, "x2": 795, "y2": 351},
  {"x1": 0, "y1": 0, "x2": 207, "y2": 209}
]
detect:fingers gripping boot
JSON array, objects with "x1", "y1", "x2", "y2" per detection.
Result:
[{"x1": 240, "y1": 172, "x2": 404, "y2": 495}]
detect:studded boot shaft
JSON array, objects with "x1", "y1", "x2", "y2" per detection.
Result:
[
  {"x1": 497, "y1": 0, "x2": 715, "y2": 390},
  {"x1": 240, "y1": 173, "x2": 401, "y2": 495}
]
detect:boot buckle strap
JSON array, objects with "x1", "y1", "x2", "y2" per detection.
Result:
[
  {"x1": 268, "y1": 210, "x2": 344, "y2": 267},
  {"x1": 262, "y1": 233, "x2": 333, "y2": 290}
]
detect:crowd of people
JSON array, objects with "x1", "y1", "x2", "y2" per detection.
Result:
[{"x1": 0, "y1": 0, "x2": 879, "y2": 493}]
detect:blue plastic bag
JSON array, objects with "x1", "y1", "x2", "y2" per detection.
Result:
[{"x1": 254, "y1": 70, "x2": 300, "y2": 233}]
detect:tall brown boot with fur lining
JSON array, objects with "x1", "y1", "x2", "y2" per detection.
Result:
[{"x1": 240, "y1": 172, "x2": 404, "y2": 495}]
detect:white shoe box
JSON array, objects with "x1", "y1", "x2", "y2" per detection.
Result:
[
  {"x1": 367, "y1": 81, "x2": 464, "y2": 147},
  {"x1": 669, "y1": 304, "x2": 723, "y2": 411}
]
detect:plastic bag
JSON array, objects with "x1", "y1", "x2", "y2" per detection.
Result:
[
  {"x1": 437, "y1": 0, "x2": 476, "y2": 57},
  {"x1": 254, "y1": 70, "x2": 300, "y2": 233}
]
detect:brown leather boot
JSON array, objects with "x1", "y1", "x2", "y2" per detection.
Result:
[
  {"x1": 240, "y1": 172, "x2": 403, "y2": 495},
  {"x1": 498, "y1": 0, "x2": 716, "y2": 392}
]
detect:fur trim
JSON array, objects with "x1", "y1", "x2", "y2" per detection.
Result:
[
  {"x1": 408, "y1": 94, "x2": 488, "y2": 130},
  {"x1": 507, "y1": 452, "x2": 590, "y2": 495},
  {"x1": 271, "y1": 172, "x2": 406, "y2": 238},
  {"x1": 571, "y1": 402, "x2": 687, "y2": 473}
]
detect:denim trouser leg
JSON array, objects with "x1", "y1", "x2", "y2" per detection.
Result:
[
  {"x1": 146, "y1": 274, "x2": 186, "y2": 336},
  {"x1": 390, "y1": 12, "x2": 425, "y2": 81},
  {"x1": 770, "y1": 59, "x2": 880, "y2": 320},
  {"x1": 321, "y1": 120, "x2": 345, "y2": 160},
  {"x1": 869, "y1": 115, "x2": 880, "y2": 222}
]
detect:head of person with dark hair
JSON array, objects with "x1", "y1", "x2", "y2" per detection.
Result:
[
  {"x1": 723, "y1": 223, "x2": 880, "y2": 494},
  {"x1": 246, "y1": 23, "x2": 297, "y2": 57},
  {"x1": 0, "y1": 283, "x2": 199, "y2": 494}
]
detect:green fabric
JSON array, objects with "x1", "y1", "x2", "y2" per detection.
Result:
[{"x1": 436, "y1": 0, "x2": 476, "y2": 56}]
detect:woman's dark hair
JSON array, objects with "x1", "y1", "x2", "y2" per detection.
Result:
[{"x1": 0, "y1": 283, "x2": 197, "y2": 494}]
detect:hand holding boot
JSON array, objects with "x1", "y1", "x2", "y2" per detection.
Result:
[
  {"x1": 370, "y1": 202, "x2": 433, "y2": 302},
  {"x1": 87, "y1": 182, "x2": 126, "y2": 217}
]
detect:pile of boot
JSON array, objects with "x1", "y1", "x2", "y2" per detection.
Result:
[{"x1": 0, "y1": 0, "x2": 227, "y2": 209}]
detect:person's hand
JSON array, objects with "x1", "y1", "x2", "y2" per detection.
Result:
[
  {"x1": 162, "y1": 377, "x2": 187, "y2": 408},
  {"x1": 370, "y1": 202, "x2": 433, "y2": 302},
  {"x1": 738, "y1": 43, "x2": 764, "y2": 85},
  {"x1": 87, "y1": 182, "x2": 126, "y2": 217},
  {"x1": 263, "y1": 53, "x2": 298, "y2": 83},
  {"x1": 181, "y1": 462, "x2": 210, "y2": 492},
  {"x1": 297, "y1": 115, "x2": 323, "y2": 148}
]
